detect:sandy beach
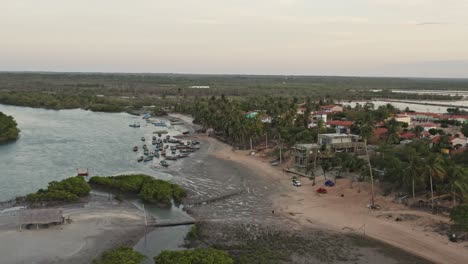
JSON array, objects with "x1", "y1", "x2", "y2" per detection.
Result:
[
  {"x1": 0, "y1": 198, "x2": 145, "y2": 264},
  {"x1": 191, "y1": 135, "x2": 468, "y2": 264}
]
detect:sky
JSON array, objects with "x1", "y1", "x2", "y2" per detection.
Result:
[{"x1": 1, "y1": 0, "x2": 468, "y2": 78}]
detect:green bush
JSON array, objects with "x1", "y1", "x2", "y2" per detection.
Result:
[
  {"x1": 139, "y1": 179, "x2": 173, "y2": 205},
  {"x1": 26, "y1": 190, "x2": 79, "y2": 203},
  {"x1": 47, "y1": 176, "x2": 91, "y2": 197},
  {"x1": 25, "y1": 176, "x2": 90, "y2": 203},
  {"x1": 0, "y1": 112, "x2": 20, "y2": 141},
  {"x1": 89, "y1": 174, "x2": 152, "y2": 193},
  {"x1": 154, "y1": 248, "x2": 233, "y2": 264},
  {"x1": 89, "y1": 174, "x2": 186, "y2": 206},
  {"x1": 93, "y1": 246, "x2": 146, "y2": 264}
]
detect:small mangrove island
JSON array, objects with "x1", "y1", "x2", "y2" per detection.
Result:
[
  {"x1": 89, "y1": 174, "x2": 187, "y2": 206},
  {"x1": 0, "y1": 111, "x2": 20, "y2": 142}
]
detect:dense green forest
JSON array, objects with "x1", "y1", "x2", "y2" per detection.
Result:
[
  {"x1": 0, "y1": 72, "x2": 466, "y2": 112},
  {"x1": 0, "y1": 112, "x2": 20, "y2": 142}
]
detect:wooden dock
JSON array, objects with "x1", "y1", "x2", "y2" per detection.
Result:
[{"x1": 147, "y1": 219, "x2": 196, "y2": 227}]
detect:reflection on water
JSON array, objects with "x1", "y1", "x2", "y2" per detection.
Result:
[
  {"x1": 131, "y1": 199, "x2": 194, "y2": 262},
  {"x1": 0, "y1": 104, "x2": 179, "y2": 201}
]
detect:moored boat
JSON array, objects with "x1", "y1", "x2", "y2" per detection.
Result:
[
  {"x1": 137, "y1": 156, "x2": 144, "y2": 162},
  {"x1": 141, "y1": 137, "x2": 145, "y2": 141},
  {"x1": 160, "y1": 160, "x2": 169, "y2": 167},
  {"x1": 133, "y1": 146, "x2": 138, "y2": 152},
  {"x1": 77, "y1": 168, "x2": 89, "y2": 176}
]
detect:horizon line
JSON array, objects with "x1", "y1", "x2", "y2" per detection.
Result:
[{"x1": 1, "y1": 70, "x2": 468, "y2": 81}]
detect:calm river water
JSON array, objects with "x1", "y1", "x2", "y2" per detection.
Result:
[
  {"x1": 0, "y1": 104, "x2": 180, "y2": 201},
  {"x1": 0, "y1": 104, "x2": 193, "y2": 261}
]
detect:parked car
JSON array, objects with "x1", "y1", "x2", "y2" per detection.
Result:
[{"x1": 292, "y1": 179, "x2": 302, "y2": 187}]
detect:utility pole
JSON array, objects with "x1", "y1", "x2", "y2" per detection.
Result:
[
  {"x1": 364, "y1": 140, "x2": 375, "y2": 207},
  {"x1": 279, "y1": 134, "x2": 282, "y2": 164},
  {"x1": 265, "y1": 133, "x2": 268, "y2": 149},
  {"x1": 250, "y1": 137, "x2": 253, "y2": 151}
]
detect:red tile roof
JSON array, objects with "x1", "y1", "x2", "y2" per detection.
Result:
[
  {"x1": 313, "y1": 111, "x2": 329, "y2": 115},
  {"x1": 320, "y1": 105, "x2": 336, "y2": 109},
  {"x1": 374, "y1": 128, "x2": 388, "y2": 139},
  {"x1": 327, "y1": 120, "x2": 353, "y2": 127},
  {"x1": 399, "y1": 132, "x2": 416, "y2": 139}
]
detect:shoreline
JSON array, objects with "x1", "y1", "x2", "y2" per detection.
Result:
[{"x1": 195, "y1": 134, "x2": 467, "y2": 264}]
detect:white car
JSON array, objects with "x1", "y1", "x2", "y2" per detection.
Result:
[{"x1": 292, "y1": 179, "x2": 302, "y2": 187}]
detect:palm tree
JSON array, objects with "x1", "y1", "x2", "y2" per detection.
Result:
[
  {"x1": 406, "y1": 149, "x2": 422, "y2": 199},
  {"x1": 444, "y1": 164, "x2": 468, "y2": 206},
  {"x1": 423, "y1": 154, "x2": 446, "y2": 209}
]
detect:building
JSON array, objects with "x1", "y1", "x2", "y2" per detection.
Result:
[
  {"x1": 421, "y1": 123, "x2": 438, "y2": 131},
  {"x1": 189, "y1": 86, "x2": 210, "y2": 89},
  {"x1": 319, "y1": 105, "x2": 343, "y2": 113},
  {"x1": 312, "y1": 111, "x2": 328, "y2": 123},
  {"x1": 394, "y1": 114, "x2": 412, "y2": 126},
  {"x1": 318, "y1": 133, "x2": 366, "y2": 154},
  {"x1": 291, "y1": 133, "x2": 366, "y2": 176},
  {"x1": 291, "y1": 144, "x2": 318, "y2": 176},
  {"x1": 326, "y1": 120, "x2": 353, "y2": 133},
  {"x1": 19, "y1": 209, "x2": 64, "y2": 230}
]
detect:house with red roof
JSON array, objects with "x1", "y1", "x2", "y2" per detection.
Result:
[
  {"x1": 374, "y1": 128, "x2": 388, "y2": 140},
  {"x1": 399, "y1": 132, "x2": 417, "y2": 140}
]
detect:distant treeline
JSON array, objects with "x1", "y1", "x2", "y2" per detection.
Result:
[{"x1": 0, "y1": 72, "x2": 466, "y2": 100}]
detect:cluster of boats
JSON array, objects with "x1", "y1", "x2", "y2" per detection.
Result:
[{"x1": 134, "y1": 134, "x2": 200, "y2": 167}]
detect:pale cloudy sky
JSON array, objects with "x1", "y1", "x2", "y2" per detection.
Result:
[{"x1": 1, "y1": 0, "x2": 468, "y2": 77}]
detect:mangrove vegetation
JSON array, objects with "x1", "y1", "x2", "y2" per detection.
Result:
[
  {"x1": 89, "y1": 174, "x2": 187, "y2": 206},
  {"x1": 0, "y1": 112, "x2": 20, "y2": 142}
]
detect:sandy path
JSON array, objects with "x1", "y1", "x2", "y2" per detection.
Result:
[{"x1": 202, "y1": 135, "x2": 468, "y2": 264}]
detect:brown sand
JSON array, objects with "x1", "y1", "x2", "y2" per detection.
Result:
[{"x1": 200, "y1": 135, "x2": 468, "y2": 264}]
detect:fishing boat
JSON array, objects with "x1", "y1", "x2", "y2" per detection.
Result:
[
  {"x1": 152, "y1": 140, "x2": 157, "y2": 145},
  {"x1": 137, "y1": 156, "x2": 144, "y2": 162},
  {"x1": 178, "y1": 153, "x2": 190, "y2": 158},
  {"x1": 141, "y1": 137, "x2": 145, "y2": 141},
  {"x1": 182, "y1": 130, "x2": 190, "y2": 135},
  {"x1": 161, "y1": 151, "x2": 166, "y2": 156},
  {"x1": 77, "y1": 168, "x2": 89, "y2": 176},
  {"x1": 171, "y1": 150, "x2": 176, "y2": 155},
  {"x1": 166, "y1": 135, "x2": 171, "y2": 140},
  {"x1": 133, "y1": 146, "x2": 138, "y2": 152},
  {"x1": 129, "y1": 123, "x2": 140, "y2": 128},
  {"x1": 152, "y1": 136, "x2": 156, "y2": 140},
  {"x1": 160, "y1": 160, "x2": 169, "y2": 167},
  {"x1": 153, "y1": 121, "x2": 167, "y2": 127},
  {"x1": 154, "y1": 152, "x2": 160, "y2": 158},
  {"x1": 144, "y1": 149, "x2": 149, "y2": 155},
  {"x1": 144, "y1": 156, "x2": 153, "y2": 162}
]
